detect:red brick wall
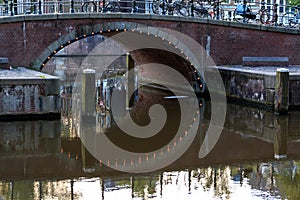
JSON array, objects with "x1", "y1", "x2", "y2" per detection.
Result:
[{"x1": 1, "y1": 18, "x2": 299, "y2": 68}]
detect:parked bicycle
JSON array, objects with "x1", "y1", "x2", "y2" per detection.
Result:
[
  {"x1": 233, "y1": 0, "x2": 269, "y2": 24},
  {"x1": 82, "y1": 0, "x2": 121, "y2": 13},
  {"x1": 82, "y1": 1, "x2": 97, "y2": 12},
  {"x1": 281, "y1": 5, "x2": 300, "y2": 28},
  {"x1": 208, "y1": 0, "x2": 225, "y2": 20},
  {"x1": 152, "y1": 0, "x2": 189, "y2": 16},
  {"x1": 255, "y1": 2, "x2": 279, "y2": 25},
  {"x1": 191, "y1": 0, "x2": 211, "y2": 18}
]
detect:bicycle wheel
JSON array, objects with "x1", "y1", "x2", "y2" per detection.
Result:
[
  {"x1": 281, "y1": 12, "x2": 297, "y2": 28},
  {"x1": 81, "y1": 2, "x2": 97, "y2": 12},
  {"x1": 233, "y1": 9, "x2": 249, "y2": 23},
  {"x1": 193, "y1": 8, "x2": 211, "y2": 18},
  {"x1": 173, "y1": 1, "x2": 189, "y2": 16},
  {"x1": 152, "y1": 0, "x2": 164, "y2": 14},
  {"x1": 213, "y1": 7, "x2": 224, "y2": 20},
  {"x1": 259, "y1": 9, "x2": 270, "y2": 24},
  {"x1": 106, "y1": 2, "x2": 120, "y2": 12}
]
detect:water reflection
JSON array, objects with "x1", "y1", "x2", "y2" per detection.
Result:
[{"x1": 0, "y1": 86, "x2": 300, "y2": 199}]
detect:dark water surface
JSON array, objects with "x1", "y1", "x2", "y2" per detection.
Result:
[{"x1": 0, "y1": 87, "x2": 300, "y2": 200}]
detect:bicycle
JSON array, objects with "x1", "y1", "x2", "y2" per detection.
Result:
[
  {"x1": 191, "y1": 0, "x2": 211, "y2": 18},
  {"x1": 81, "y1": 0, "x2": 121, "y2": 13},
  {"x1": 152, "y1": 0, "x2": 189, "y2": 16},
  {"x1": 281, "y1": 6, "x2": 300, "y2": 28},
  {"x1": 208, "y1": 0, "x2": 225, "y2": 20},
  {"x1": 82, "y1": 1, "x2": 97, "y2": 12},
  {"x1": 233, "y1": 0, "x2": 269, "y2": 24}
]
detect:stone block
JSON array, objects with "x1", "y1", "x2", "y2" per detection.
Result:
[
  {"x1": 40, "y1": 95, "x2": 60, "y2": 113},
  {"x1": 45, "y1": 78, "x2": 60, "y2": 95}
]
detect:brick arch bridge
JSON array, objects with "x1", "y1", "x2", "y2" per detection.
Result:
[{"x1": 0, "y1": 13, "x2": 299, "y2": 70}]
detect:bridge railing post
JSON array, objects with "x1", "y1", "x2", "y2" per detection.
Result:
[
  {"x1": 243, "y1": 0, "x2": 247, "y2": 23},
  {"x1": 33, "y1": 3, "x2": 37, "y2": 14},
  {"x1": 102, "y1": 0, "x2": 107, "y2": 12},
  {"x1": 273, "y1": 3, "x2": 278, "y2": 26},
  {"x1": 4, "y1": 0, "x2": 8, "y2": 15},
  {"x1": 70, "y1": 0, "x2": 75, "y2": 13},
  {"x1": 9, "y1": 0, "x2": 13, "y2": 16},
  {"x1": 162, "y1": 0, "x2": 166, "y2": 15},
  {"x1": 59, "y1": 0, "x2": 63, "y2": 13},
  {"x1": 190, "y1": 0, "x2": 194, "y2": 17},
  {"x1": 132, "y1": 0, "x2": 137, "y2": 13},
  {"x1": 38, "y1": 0, "x2": 42, "y2": 14},
  {"x1": 216, "y1": 0, "x2": 220, "y2": 20}
]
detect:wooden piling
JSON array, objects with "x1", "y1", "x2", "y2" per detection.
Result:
[
  {"x1": 274, "y1": 68, "x2": 289, "y2": 114},
  {"x1": 81, "y1": 69, "x2": 96, "y2": 170},
  {"x1": 81, "y1": 69, "x2": 96, "y2": 115},
  {"x1": 126, "y1": 53, "x2": 136, "y2": 110},
  {"x1": 274, "y1": 116, "x2": 288, "y2": 160}
]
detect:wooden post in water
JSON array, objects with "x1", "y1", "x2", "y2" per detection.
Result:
[
  {"x1": 126, "y1": 53, "x2": 135, "y2": 110},
  {"x1": 273, "y1": 116, "x2": 288, "y2": 159},
  {"x1": 274, "y1": 68, "x2": 289, "y2": 114},
  {"x1": 82, "y1": 69, "x2": 96, "y2": 115},
  {"x1": 81, "y1": 69, "x2": 96, "y2": 173}
]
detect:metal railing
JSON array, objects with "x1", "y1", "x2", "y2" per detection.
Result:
[{"x1": 0, "y1": 0, "x2": 298, "y2": 28}]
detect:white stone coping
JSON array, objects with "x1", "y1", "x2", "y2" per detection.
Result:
[{"x1": 0, "y1": 67, "x2": 59, "y2": 79}]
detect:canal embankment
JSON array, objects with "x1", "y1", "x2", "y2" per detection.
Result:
[
  {"x1": 0, "y1": 67, "x2": 61, "y2": 119},
  {"x1": 217, "y1": 65, "x2": 300, "y2": 113}
]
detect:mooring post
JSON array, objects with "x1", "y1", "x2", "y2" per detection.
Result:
[
  {"x1": 273, "y1": 116, "x2": 288, "y2": 159},
  {"x1": 82, "y1": 69, "x2": 96, "y2": 115},
  {"x1": 126, "y1": 53, "x2": 136, "y2": 110},
  {"x1": 274, "y1": 68, "x2": 289, "y2": 114},
  {"x1": 81, "y1": 69, "x2": 96, "y2": 173}
]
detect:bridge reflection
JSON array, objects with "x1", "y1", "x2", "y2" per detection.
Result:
[
  {"x1": 0, "y1": 88, "x2": 300, "y2": 181},
  {"x1": 1, "y1": 96, "x2": 300, "y2": 198}
]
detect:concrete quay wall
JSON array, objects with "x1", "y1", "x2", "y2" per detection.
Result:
[
  {"x1": 217, "y1": 66, "x2": 300, "y2": 109},
  {"x1": 0, "y1": 68, "x2": 61, "y2": 118}
]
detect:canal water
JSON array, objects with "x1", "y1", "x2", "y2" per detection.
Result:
[
  {"x1": 1, "y1": 35, "x2": 300, "y2": 199},
  {"x1": 0, "y1": 84, "x2": 300, "y2": 200}
]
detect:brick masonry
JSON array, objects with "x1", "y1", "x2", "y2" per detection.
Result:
[{"x1": 0, "y1": 14, "x2": 299, "y2": 69}]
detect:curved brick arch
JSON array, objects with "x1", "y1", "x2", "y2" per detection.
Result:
[
  {"x1": 35, "y1": 21, "x2": 207, "y2": 91},
  {"x1": 36, "y1": 21, "x2": 200, "y2": 71}
]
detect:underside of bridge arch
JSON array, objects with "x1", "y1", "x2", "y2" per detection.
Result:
[
  {"x1": 130, "y1": 48, "x2": 202, "y2": 93},
  {"x1": 39, "y1": 21, "x2": 205, "y2": 93}
]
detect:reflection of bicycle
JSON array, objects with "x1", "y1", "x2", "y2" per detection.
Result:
[
  {"x1": 152, "y1": 0, "x2": 189, "y2": 16},
  {"x1": 233, "y1": 0, "x2": 269, "y2": 24},
  {"x1": 281, "y1": 6, "x2": 300, "y2": 28}
]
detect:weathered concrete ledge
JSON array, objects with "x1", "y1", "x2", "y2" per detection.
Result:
[
  {"x1": 216, "y1": 65, "x2": 300, "y2": 111},
  {"x1": 0, "y1": 67, "x2": 61, "y2": 119}
]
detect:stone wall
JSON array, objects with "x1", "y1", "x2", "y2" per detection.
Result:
[
  {"x1": 0, "y1": 68, "x2": 61, "y2": 117},
  {"x1": 218, "y1": 66, "x2": 300, "y2": 108}
]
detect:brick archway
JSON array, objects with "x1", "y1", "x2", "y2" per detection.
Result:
[{"x1": 36, "y1": 21, "x2": 205, "y2": 72}]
